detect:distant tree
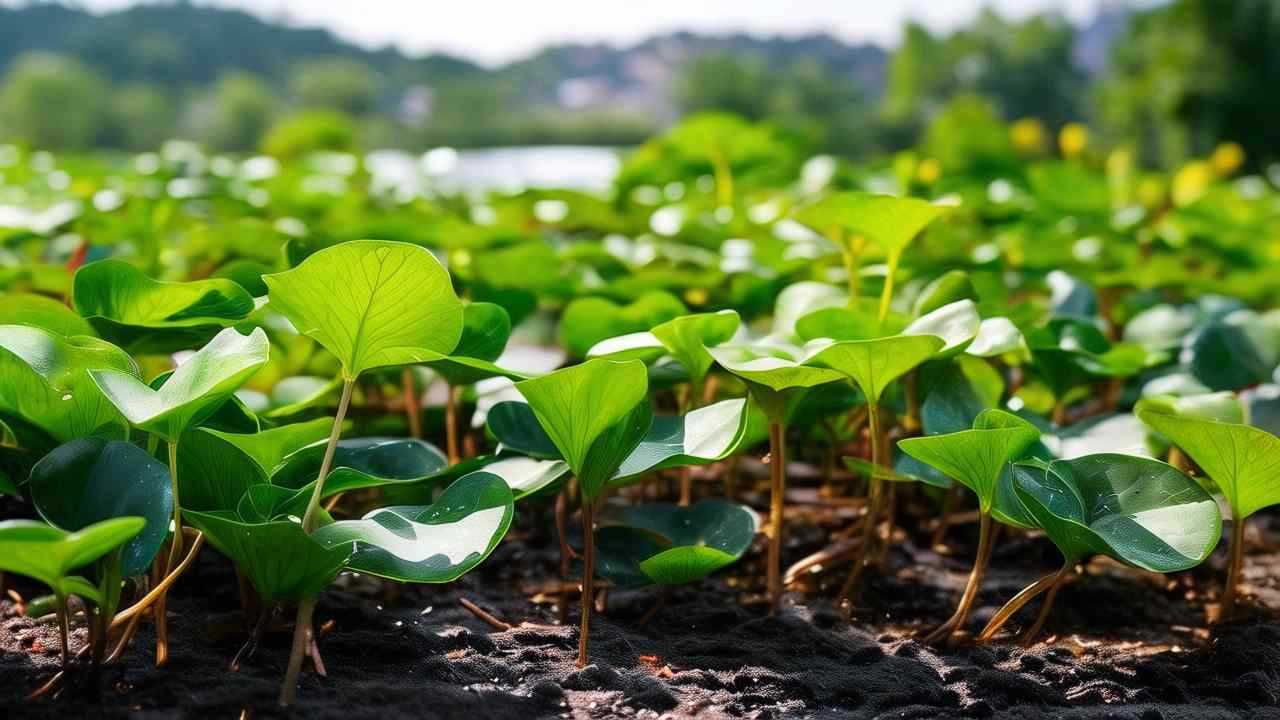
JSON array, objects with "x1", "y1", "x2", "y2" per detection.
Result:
[
  {"x1": 1098, "y1": 0, "x2": 1280, "y2": 168},
  {"x1": 289, "y1": 58, "x2": 380, "y2": 116},
  {"x1": 0, "y1": 53, "x2": 109, "y2": 149},
  {"x1": 189, "y1": 73, "x2": 277, "y2": 152},
  {"x1": 108, "y1": 83, "x2": 177, "y2": 150},
  {"x1": 261, "y1": 110, "x2": 357, "y2": 159},
  {"x1": 676, "y1": 53, "x2": 772, "y2": 121}
]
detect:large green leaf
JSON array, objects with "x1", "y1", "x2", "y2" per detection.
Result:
[
  {"x1": 650, "y1": 310, "x2": 741, "y2": 385},
  {"x1": 475, "y1": 456, "x2": 570, "y2": 501},
  {"x1": 184, "y1": 511, "x2": 352, "y2": 603},
  {"x1": 73, "y1": 259, "x2": 256, "y2": 353},
  {"x1": 559, "y1": 292, "x2": 687, "y2": 359},
  {"x1": 90, "y1": 327, "x2": 269, "y2": 441},
  {"x1": 425, "y1": 302, "x2": 524, "y2": 386},
  {"x1": 793, "y1": 192, "x2": 945, "y2": 258},
  {"x1": 596, "y1": 500, "x2": 758, "y2": 587},
  {"x1": 1137, "y1": 403, "x2": 1280, "y2": 520},
  {"x1": 0, "y1": 292, "x2": 95, "y2": 337},
  {"x1": 1189, "y1": 314, "x2": 1275, "y2": 391},
  {"x1": 807, "y1": 335, "x2": 944, "y2": 403},
  {"x1": 170, "y1": 427, "x2": 269, "y2": 513},
  {"x1": 272, "y1": 436, "x2": 454, "y2": 498},
  {"x1": 0, "y1": 517, "x2": 144, "y2": 600},
  {"x1": 706, "y1": 339, "x2": 845, "y2": 421},
  {"x1": 613, "y1": 398, "x2": 749, "y2": 482},
  {"x1": 28, "y1": 438, "x2": 173, "y2": 576},
  {"x1": 898, "y1": 409, "x2": 1041, "y2": 516},
  {"x1": 1013, "y1": 455, "x2": 1220, "y2": 571},
  {"x1": 263, "y1": 240, "x2": 464, "y2": 379},
  {"x1": 515, "y1": 358, "x2": 652, "y2": 501},
  {"x1": 487, "y1": 401, "x2": 561, "y2": 458},
  {"x1": 312, "y1": 471, "x2": 514, "y2": 583},
  {"x1": 204, "y1": 417, "x2": 335, "y2": 477},
  {"x1": 0, "y1": 324, "x2": 137, "y2": 444}
]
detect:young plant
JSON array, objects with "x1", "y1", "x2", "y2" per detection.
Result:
[
  {"x1": 514, "y1": 358, "x2": 652, "y2": 666},
  {"x1": 89, "y1": 325, "x2": 268, "y2": 664},
  {"x1": 261, "y1": 239, "x2": 464, "y2": 702},
  {"x1": 706, "y1": 339, "x2": 845, "y2": 613},
  {"x1": 1137, "y1": 403, "x2": 1280, "y2": 617},
  {"x1": 806, "y1": 333, "x2": 945, "y2": 597},
  {"x1": 981, "y1": 454, "x2": 1219, "y2": 643},
  {"x1": 589, "y1": 309, "x2": 741, "y2": 504},
  {"x1": 595, "y1": 500, "x2": 758, "y2": 587},
  {"x1": 897, "y1": 409, "x2": 1041, "y2": 644}
]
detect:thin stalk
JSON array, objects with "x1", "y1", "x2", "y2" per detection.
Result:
[
  {"x1": 53, "y1": 591, "x2": 70, "y2": 668},
  {"x1": 766, "y1": 422, "x2": 787, "y2": 614},
  {"x1": 878, "y1": 255, "x2": 899, "y2": 325},
  {"x1": 977, "y1": 563, "x2": 1066, "y2": 641},
  {"x1": 402, "y1": 367, "x2": 422, "y2": 439},
  {"x1": 1220, "y1": 513, "x2": 1247, "y2": 619},
  {"x1": 278, "y1": 596, "x2": 316, "y2": 706},
  {"x1": 301, "y1": 378, "x2": 355, "y2": 534},
  {"x1": 576, "y1": 499, "x2": 598, "y2": 668},
  {"x1": 556, "y1": 489, "x2": 572, "y2": 625},
  {"x1": 1020, "y1": 564, "x2": 1070, "y2": 645},
  {"x1": 903, "y1": 370, "x2": 921, "y2": 432},
  {"x1": 678, "y1": 379, "x2": 703, "y2": 506},
  {"x1": 155, "y1": 439, "x2": 183, "y2": 667},
  {"x1": 711, "y1": 151, "x2": 734, "y2": 209},
  {"x1": 839, "y1": 402, "x2": 884, "y2": 601},
  {"x1": 922, "y1": 511, "x2": 993, "y2": 645},
  {"x1": 445, "y1": 385, "x2": 461, "y2": 464},
  {"x1": 111, "y1": 529, "x2": 204, "y2": 629}
]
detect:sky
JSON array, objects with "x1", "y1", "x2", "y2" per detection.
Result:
[{"x1": 66, "y1": 0, "x2": 1116, "y2": 65}]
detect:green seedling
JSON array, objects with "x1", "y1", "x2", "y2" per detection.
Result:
[
  {"x1": 262, "y1": 239, "x2": 464, "y2": 703},
  {"x1": 514, "y1": 358, "x2": 652, "y2": 667},
  {"x1": 1137, "y1": 402, "x2": 1280, "y2": 618},
  {"x1": 706, "y1": 338, "x2": 845, "y2": 613},
  {"x1": 897, "y1": 409, "x2": 1041, "y2": 644},
  {"x1": 72, "y1": 259, "x2": 256, "y2": 354},
  {"x1": 980, "y1": 454, "x2": 1220, "y2": 643},
  {"x1": 596, "y1": 500, "x2": 758, "y2": 587}
]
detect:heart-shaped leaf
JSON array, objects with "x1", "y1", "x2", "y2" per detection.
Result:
[
  {"x1": 205, "y1": 417, "x2": 335, "y2": 477},
  {"x1": 807, "y1": 334, "x2": 945, "y2": 404},
  {"x1": 184, "y1": 511, "x2": 352, "y2": 603},
  {"x1": 559, "y1": 292, "x2": 687, "y2": 359},
  {"x1": 28, "y1": 438, "x2": 173, "y2": 576},
  {"x1": 0, "y1": 324, "x2": 138, "y2": 444},
  {"x1": 596, "y1": 500, "x2": 758, "y2": 586},
  {"x1": 793, "y1": 192, "x2": 945, "y2": 257},
  {"x1": 426, "y1": 302, "x2": 525, "y2": 386},
  {"x1": 0, "y1": 517, "x2": 144, "y2": 599},
  {"x1": 920, "y1": 357, "x2": 1004, "y2": 435},
  {"x1": 613, "y1": 398, "x2": 749, "y2": 482},
  {"x1": 73, "y1": 259, "x2": 256, "y2": 354},
  {"x1": 1137, "y1": 403, "x2": 1280, "y2": 520},
  {"x1": 649, "y1": 310, "x2": 741, "y2": 385},
  {"x1": 515, "y1": 358, "x2": 652, "y2": 501},
  {"x1": 1013, "y1": 454, "x2": 1220, "y2": 571},
  {"x1": 0, "y1": 293, "x2": 95, "y2": 337},
  {"x1": 487, "y1": 401, "x2": 561, "y2": 458},
  {"x1": 272, "y1": 437, "x2": 453, "y2": 498},
  {"x1": 264, "y1": 240, "x2": 464, "y2": 379},
  {"x1": 898, "y1": 409, "x2": 1042, "y2": 521},
  {"x1": 706, "y1": 339, "x2": 845, "y2": 422},
  {"x1": 90, "y1": 327, "x2": 269, "y2": 440},
  {"x1": 312, "y1": 471, "x2": 514, "y2": 582},
  {"x1": 170, "y1": 427, "x2": 269, "y2": 512}
]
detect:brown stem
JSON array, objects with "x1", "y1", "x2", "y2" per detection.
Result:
[
  {"x1": 903, "y1": 370, "x2": 921, "y2": 432},
  {"x1": 403, "y1": 368, "x2": 422, "y2": 439},
  {"x1": 876, "y1": 482, "x2": 897, "y2": 569},
  {"x1": 302, "y1": 378, "x2": 355, "y2": 533},
  {"x1": 445, "y1": 385, "x2": 462, "y2": 464},
  {"x1": 979, "y1": 564, "x2": 1065, "y2": 641},
  {"x1": 766, "y1": 422, "x2": 787, "y2": 614},
  {"x1": 932, "y1": 486, "x2": 959, "y2": 549},
  {"x1": 112, "y1": 530, "x2": 204, "y2": 629},
  {"x1": 54, "y1": 592, "x2": 70, "y2": 669},
  {"x1": 1220, "y1": 514, "x2": 1247, "y2": 620},
  {"x1": 576, "y1": 500, "x2": 597, "y2": 668},
  {"x1": 678, "y1": 466, "x2": 693, "y2": 507},
  {"x1": 839, "y1": 403, "x2": 884, "y2": 602},
  {"x1": 556, "y1": 490, "x2": 572, "y2": 625},
  {"x1": 922, "y1": 511, "x2": 993, "y2": 645},
  {"x1": 278, "y1": 597, "x2": 316, "y2": 706},
  {"x1": 1020, "y1": 565, "x2": 1070, "y2": 645}
]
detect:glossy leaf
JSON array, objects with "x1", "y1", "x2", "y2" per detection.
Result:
[
  {"x1": 614, "y1": 398, "x2": 749, "y2": 482},
  {"x1": 0, "y1": 324, "x2": 137, "y2": 444},
  {"x1": 1013, "y1": 454, "x2": 1220, "y2": 571},
  {"x1": 170, "y1": 427, "x2": 268, "y2": 512},
  {"x1": 476, "y1": 456, "x2": 570, "y2": 501},
  {"x1": 90, "y1": 327, "x2": 269, "y2": 441},
  {"x1": 28, "y1": 438, "x2": 173, "y2": 576},
  {"x1": 808, "y1": 334, "x2": 944, "y2": 403},
  {"x1": 706, "y1": 339, "x2": 844, "y2": 421},
  {"x1": 596, "y1": 500, "x2": 758, "y2": 586},
  {"x1": 205, "y1": 417, "x2": 335, "y2": 477},
  {"x1": 312, "y1": 471, "x2": 514, "y2": 582},
  {"x1": 273, "y1": 437, "x2": 452, "y2": 498},
  {"x1": 426, "y1": 302, "x2": 524, "y2": 386},
  {"x1": 903, "y1": 300, "x2": 980, "y2": 355},
  {"x1": 0, "y1": 517, "x2": 144, "y2": 600},
  {"x1": 0, "y1": 292, "x2": 95, "y2": 337},
  {"x1": 264, "y1": 240, "x2": 464, "y2": 379},
  {"x1": 793, "y1": 192, "x2": 945, "y2": 256}
]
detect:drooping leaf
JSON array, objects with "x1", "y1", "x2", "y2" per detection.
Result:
[
  {"x1": 808, "y1": 334, "x2": 944, "y2": 403},
  {"x1": 90, "y1": 327, "x2": 269, "y2": 441},
  {"x1": 73, "y1": 259, "x2": 255, "y2": 354},
  {"x1": 475, "y1": 456, "x2": 570, "y2": 501},
  {"x1": 1013, "y1": 454, "x2": 1220, "y2": 571},
  {"x1": 613, "y1": 398, "x2": 749, "y2": 482},
  {"x1": 903, "y1": 300, "x2": 980, "y2": 355},
  {"x1": 514, "y1": 359, "x2": 652, "y2": 500},
  {"x1": 595, "y1": 500, "x2": 758, "y2": 586},
  {"x1": 649, "y1": 310, "x2": 741, "y2": 385},
  {"x1": 272, "y1": 437, "x2": 453, "y2": 498},
  {"x1": 312, "y1": 471, "x2": 514, "y2": 583},
  {"x1": 706, "y1": 339, "x2": 845, "y2": 422},
  {"x1": 898, "y1": 409, "x2": 1041, "y2": 519},
  {"x1": 0, "y1": 324, "x2": 137, "y2": 444},
  {"x1": 28, "y1": 438, "x2": 172, "y2": 576},
  {"x1": 264, "y1": 240, "x2": 464, "y2": 379},
  {"x1": 0, "y1": 517, "x2": 145, "y2": 600},
  {"x1": 1137, "y1": 403, "x2": 1280, "y2": 520}
]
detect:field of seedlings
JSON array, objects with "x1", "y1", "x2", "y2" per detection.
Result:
[{"x1": 2, "y1": 113, "x2": 1280, "y2": 719}]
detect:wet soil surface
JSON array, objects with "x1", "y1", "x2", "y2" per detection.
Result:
[{"x1": 3, "y1": 483, "x2": 1279, "y2": 719}]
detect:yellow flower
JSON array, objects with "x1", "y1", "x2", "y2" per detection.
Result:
[
  {"x1": 1210, "y1": 142, "x2": 1245, "y2": 177},
  {"x1": 683, "y1": 287, "x2": 709, "y2": 306},
  {"x1": 1011, "y1": 118, "x2": 1046, "y2": 154},
  {"x1": 916, "y1": 158, "x2": 941, "y2": 185},
  {"x1": 1059, "y1": 123, "x2": 1089, "y2": 158},
  {"x1": 1172, "y1": 161, "x2": 1212, "y2": 207}
]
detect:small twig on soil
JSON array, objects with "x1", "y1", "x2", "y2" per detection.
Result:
[{"x1": 460, "y1": 597, "x2": 512, "y2": 631}]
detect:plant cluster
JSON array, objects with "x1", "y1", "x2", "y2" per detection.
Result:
[{"x1": 2, "y1": 112, "x2": 1279, "y2": 706}]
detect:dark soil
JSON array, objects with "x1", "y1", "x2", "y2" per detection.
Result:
[{"x1": 4, "y1": 477, "x2": 1280, "y2": 719}]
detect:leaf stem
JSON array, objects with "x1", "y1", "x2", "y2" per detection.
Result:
[
  {"x1": 978, "y1": 561, "x2": 1066, "y2": 641},
  {"x1": 766, "y1": 421, "x2": 787, "y2": 614},
  {"x1": 922, "y1": 510, "x2": 993, "y2": 645},
  {"x1": 576, "y1": 499, "x2": 597, "y2": 668},
  {"x1": 878, "y1": 254, "x2": 899, "y2": 325},
  {"x1": 445, "y1": 384, "x2": 461, "y2": 464},
  {"x1": 840, "y1": 402, "x2": 884, "y2": 601},
  {"x1": 1221, "y1": 513, "x2": 1247, "y2": 619},
  {"x1": 53, "y1": 590, "x2": 69, "y2": 669},
  {"x1": 278, "y1": 596, "x2": 316, "y2": 706},
  {"x1": 302, "y1": 378, "x2": 355, "y2": 534},
  {"x1": 156, "y1": 439, "x2": 183, "y2": 667},
  {"x1": 402, "y1": 367, "x2": 422, "y2": 439}
]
